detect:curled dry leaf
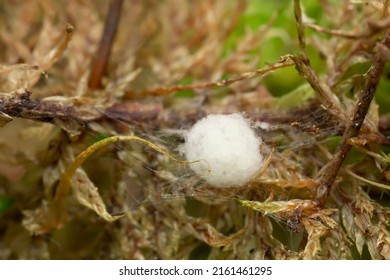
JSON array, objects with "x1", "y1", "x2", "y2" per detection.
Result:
[{"x1": 71, "y1": 169, "x2": 122, "y2": 223}]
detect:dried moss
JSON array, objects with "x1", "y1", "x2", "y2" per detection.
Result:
[{"x1": 0, "y1": 0, "x2": 390, "y2": 260}]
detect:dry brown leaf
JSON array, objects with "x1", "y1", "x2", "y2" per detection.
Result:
[{"x1": 71, "y1": 168, "x2": 122, "y2": 223}]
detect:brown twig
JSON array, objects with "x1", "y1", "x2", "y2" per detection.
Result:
[
  {"x1": 53, "y1": 24, "x2": 75, "y2": 64},
  {"x1": 2, "y1": 85, "x2": 390, "y2": 148},
  {"x1": 0, "y1": 89, "x2": 162, "y2": 131},
  {"x1": 292, "y1": 1, "x2": 346, "y2": 121},
  {"x1": 294, "y1": 0, "x2": 306, "y2": 50},
  {"x1": 0, "y1": 89, "x2": 77, "y2": 123},
  {"x1": 305, "y1": 17, "x2": 390, "y2": 39},
  {"x1": 88, "y1": 0, "x2": 124, "y2": 89},
  {"x1": 0, "y1": 56, "x2": 296, "y2": 130},
  {"x1": 127, "y1": 56, "x2": 295, "y2": 96},
  {"x1": 0, "y1": 64, "x2": 39, "y2": 73},
  {"x1": 291, "y1": 55, "x2": 346, "y2": 120},
  {"x1": 316, "y1": 33, "x2": 390, "y2": 204}
]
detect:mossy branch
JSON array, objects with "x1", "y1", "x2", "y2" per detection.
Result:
[{"x1": 316, "y1": 33, "x2": 390, "y2": 203}]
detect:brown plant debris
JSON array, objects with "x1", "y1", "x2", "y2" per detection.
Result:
[{"x1": 1, "y1": 0, "x2": 390, "y2": 260}]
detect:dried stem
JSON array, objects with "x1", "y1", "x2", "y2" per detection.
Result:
[
  {"x1": 0, "y1": 64, "x2": 39, "y2": 73},
  {"x1": 294, "y1": 0, "x2": 306, "y2": 50},
  {"x1": 0, "y1": 56, "x2": 295, "y2": 129},
  {"x1": 305, "y1": 17, "x2": 390, "y2": 39},
  {"x1": 344, "y1": 169, "x2": 390, "y2": 191},
  {"x1": 292, "y1": 1, "x2": 346, "y2": 123},
  {"x1": 2, "y1": 85, "x2": 390, "y2": 148},
  {"x1": 88, "y1": 0, "x2": 124, "y2": 89},
  {"x1": 54, "y1": 24, "x2": 74, "y2": 63},
  {"x1": 127, "y1": 56, "x2": 295, "y2": 96},
  {"x1": 0, "y1": 89, "x2": 77, "y2": 123},
  {"x1": 316, "y1": 33, "x2": 390, "y2": 203},
  {"x1": 291, "y1": 55, "x2": 346, "y2": 119},
  {"x1": 0, "y1": 89, "x2": 161, "y2": 130}
]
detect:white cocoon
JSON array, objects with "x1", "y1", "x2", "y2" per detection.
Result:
[{"x1": 184, "y1": 113, "x2": 263, "y2": 187}]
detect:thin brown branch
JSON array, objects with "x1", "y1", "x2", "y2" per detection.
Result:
[
  {"x1": 0, "y1": 64, "x2": 39, "y2": 73},
  {"x1": 291, "y1": 55, "x2": 345, "y2": 119},
  {"x1": 53, "y1": 23, "x2": 75, "y2": 64},
  {"x1": 294, "y1": 0, "x2": 306, "y2": 50},
  {"x1": 0, "y1": 89, "x2": 77, "y2": 123},
  {"x1": 128, "y1": 56, "x2": 295, "y2": 96},
  {"x1": 88, "y1": 0, "x2": 124, "y2": 89},
  {"x1": 305, "y1": 17, "x2": 390, "y2": 39},
  {"x1": 316, "y1": 33, "x2": 390, "y2": 204},
  {"x1": 305, "y1": 23, "x2": 367, "y2": 39},
  {"x1": 0, "y1": 89, "x2": 162, "y2": 131}
]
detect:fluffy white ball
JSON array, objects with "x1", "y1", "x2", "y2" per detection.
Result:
[{"x1": 184, "y1": 113, "x2": 263, "y2": 187}]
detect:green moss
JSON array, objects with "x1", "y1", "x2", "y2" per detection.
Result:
[{"x1": 0, "y1": 195, "x2": 14, "y2": 214}]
